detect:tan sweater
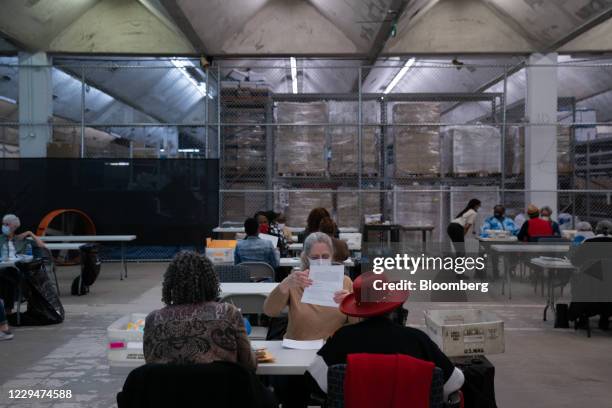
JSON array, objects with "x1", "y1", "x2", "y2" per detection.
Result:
[{"x1": 263, "y1": 276, "x2": 354, "y2": 341}]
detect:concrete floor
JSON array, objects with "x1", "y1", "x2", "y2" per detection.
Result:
[{"x1": 1, "y1": 262, "x2": 611, "y2": 407}]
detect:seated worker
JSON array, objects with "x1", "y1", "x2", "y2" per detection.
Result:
[
  {"x1": 307, "y1": 272, "x2": 464, "y2": 403},
  {"x1": 568, "y1": 220, "x2": 612, "y2": 331},
  {"x1": 480, "y1": 205, "x2": 518, "y2": 279},
  {"x1": 255, "y1": 211, "x2": 289, "y2": 257},
  {"x1": 234, "y1": 218, "x2": 279, "y2": 269},
  {"x1": 0, "y1": 214, "x2": 46, "y2": 256},
  {"x1": 275, "y1": 213, "x2": 294, "y2": 243},
  {"x1": 540, "y1": 206, "x2": 561, "y2": 236},
  {"x1": 299, "y1": 207, "x2": 331, "y2": 243},
  {"x1": 319, "y1": 217, "x2": 349, "y2": 263},
  {"x1": 0, "y1": 214, "x2": 47, "y2": 317},
  {"x1": 573, "y1": 221, "x2": 594, "y2": 245},
  {"x1": 263, "y1": 232, "x2": 354, "y2": 341},
  {"x1": 517, "y1": 204, "x2": 555, "y2": 242},
  {"x1": 0, "y1": 299, "x2": 13, "y2": 341},
  {"x1": 480, "y1": 205, "x2": 519, "y2": 236},
  {"x1": 144, "y1": 251, "x2": 257, "y2": 369}
]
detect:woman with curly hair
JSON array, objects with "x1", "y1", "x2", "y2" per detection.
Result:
[{"x1": 143, "y1": 251, "x2": 256, "y2": 371}]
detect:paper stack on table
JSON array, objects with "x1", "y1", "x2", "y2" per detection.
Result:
[
  {"x1": 301, "y1": 264, "x2": 344, "y2": 308},
  {"x1": 282, "y1": 338, "x2": 324, "y2": 350}
]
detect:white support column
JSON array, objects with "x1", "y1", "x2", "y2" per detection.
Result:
[
  {"x1": 18, "y1": 52, "x2": 53, "y2": 157},
  {"x1": 525, "y1": 53, "x2": 558, "y2": 216}
]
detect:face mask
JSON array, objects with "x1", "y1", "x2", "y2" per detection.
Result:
[
  {"x1": 494, "y1": 212, "x2": 503, "y2": 219},
  {"x1": 259, "y1": 224, "x2": 269, "y2": 234},
  {"x1": 1, "y1": 225, "x2": 10, "y2": 235},
  {"x1": 277, "y1": 223, "x2": 285, "y2": 230},
  {"x1": 541, "y1": 216, "x2": 550, "y2": 221},
  {"x1": 309, "y1": 257, "x2": 331, "y2": 266}
]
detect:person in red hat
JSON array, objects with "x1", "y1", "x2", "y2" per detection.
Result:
[{"x1": 306, "y1": 272, "x2": 464, "y2": 402}]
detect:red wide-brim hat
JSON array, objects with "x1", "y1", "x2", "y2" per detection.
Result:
[{"x1": 340, "y1": 272, "x2": 409, "y2": 318}]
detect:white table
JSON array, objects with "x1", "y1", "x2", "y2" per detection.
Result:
[
  {"x1": 491, "y1": 244, "x2": 570, "y2": 299},
  {"x1": 476, "y1": 236, "x2": 518, "y2": 242},
  {"x1": 530, "y1": 257, "x2": 575, "y2": 322},
  {"x1": 251, "y1": 340, "x2": 318, "y2": 375},
  {"x1": 289, "y1": 242, "x2": 361, "y2": 253},
  {"x1": 280, "y1": 257, "x2": 355, "y2": 268},
  {"x1": 40, "y1": 235, "x2": 137, "y2": 280},
  {"x1": 45, "y1": 242, "x2": 87, "y2": 251},
  {"x1": 109, "y1": 340, "x2": 318, "y2": 376},
  {"x1": 220, "y1": 282, "x2": 277, "y2": 296}
]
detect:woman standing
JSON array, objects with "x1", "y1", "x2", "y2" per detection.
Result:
[{"x1": 447, "y1": 198, "x2": 481, "y2": 254}]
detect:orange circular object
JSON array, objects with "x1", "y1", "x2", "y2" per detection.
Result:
[
  {"x1": 37, "y1": 209, "x2": 96, "y2": 265},
  {"x1": 36, "y1": 209, "x2": 96, "y2": 237}
]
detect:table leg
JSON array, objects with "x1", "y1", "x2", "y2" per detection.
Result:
[
  {"x1": 121, "y1": 242, "x2": 127, "y2": 280},
  {"x1": 506, "y1": 256, "x2": 512, "y2": 300},
  {"x1": 543, "y1": 268, "x2": 549, "y2": 321}
]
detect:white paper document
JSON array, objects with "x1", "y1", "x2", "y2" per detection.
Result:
[
  {"x1": 301, "y1": 264, "x2": 344, "y2": 307},
  {"x1": 259, "y1": 233, "x2": 279, "y2": 247},
  {"x1": 282, "y1": 338, "x2": 324, "y2": 350}
]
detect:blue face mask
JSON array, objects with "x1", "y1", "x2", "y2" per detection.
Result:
[{"x1": 2, "y1": 225, "x2": 10, "y2": 235}]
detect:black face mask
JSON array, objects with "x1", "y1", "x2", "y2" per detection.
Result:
[{"x1": 494, "y1": 212, "x2": 504, "y2": 219}]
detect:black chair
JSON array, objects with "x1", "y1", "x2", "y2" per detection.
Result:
[
  {"x1": 117, "y1": 362, "x2": 277, "y2": 408},
  {"x1": 326, "y1": 364, "x2": 458, "y2": 408},
  {"x1": 214, "y1": 264, "x2": 250, "y2": 282}
]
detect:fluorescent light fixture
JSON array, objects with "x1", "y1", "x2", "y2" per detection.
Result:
[
  {"x1": 105, "y1": 161, "x2": 130, "y2": 166},
  {"x1": 170, "y1": 58, "x2": 207, "y2": 97},
  {"x1": 159, "y1": 148, "x2": 165, "y2": 152},
  {"x1": 178, "y1": 148, "x2": 200, "y2": 153},
  {"x1": 383, "y1": 58, "x2": 416, "y2": 94},
  {"x1": 290, "y1": 57, "x2": 298, "y2": 94}
]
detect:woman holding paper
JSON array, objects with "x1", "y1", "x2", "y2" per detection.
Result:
[{"x1": 263, "y1": 232, "x2": 354, "y2": 341}]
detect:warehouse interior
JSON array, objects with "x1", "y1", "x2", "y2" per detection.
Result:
[{"x1": 1, "y1": 0, "x2": 612, "y2": 407}]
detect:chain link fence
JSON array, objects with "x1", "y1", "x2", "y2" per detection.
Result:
[{"x1": 1, "y1": 57, "x2": 612, "y2": 245}]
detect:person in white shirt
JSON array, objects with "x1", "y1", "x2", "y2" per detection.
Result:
[{"x1": 447, "y1": 199, "x2": 481, "y2": 256}]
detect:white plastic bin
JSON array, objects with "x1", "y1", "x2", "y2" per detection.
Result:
[
  {"x1": 424, "y1": 309, "x2": 504, "y2": 357},
  {"x1": 107, "y1": 313, "x2": 147, "y2": 369},
  {"x1": 205, "y1": 247, "x2": 234, "y2": 263}
]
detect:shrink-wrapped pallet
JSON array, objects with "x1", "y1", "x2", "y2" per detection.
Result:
[
  {"x1": 221, "y1": 183, "x2": 267, "y2": 223},
  {"x1": 274, "y1": 188, "x2": 333, "y2": 227},
  {"x1": 222, "y1": 101, "x2": 267, "y2": 172},
  {"x1": 390, "y1": 103, "x2": 441, "y2": 176},
  {"x1": 329, "y1": 101, "x2": 380, "y2": 175},
  {"x1": 441, "y1": 126, "x2": 502, "y2": 175},
  {"x1": 336, "y1": 189, "x2": 381, "y2": 228},
  {"x1": 505, "y1": 126, "x2": 524, "y2": 176},
  {"x1": 393, "y1": 186, "x2": 443, "y2": 241},
  {"x1": 275, "y1": 102, "x2": 327, "y2": 175},
  {"x1": 557, "y1": 126, "x2": 573, "y2": 175}
]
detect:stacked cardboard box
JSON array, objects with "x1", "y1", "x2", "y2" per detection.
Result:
[
  {"x1": 393, "y1": 186, "x2": 443, "y2": 241},
  {"x1": 336, "y1": 189, "x2": 381, "y2": 228},
  {"x1": 274, "y1": 187, "x2": 333, "y2": 227},
  {"x1": 329, "y1": 101, "x2": 380, "y2": 175},
  {"x1": 390, "y1": 103, "x2": 441, "y2": 176},
  {"x1": 441, "y1": 126, "x2": 502, "y2": 175},
  {"x1": 222, "y1": 183, "x2": 267, "y2": 223},
  {"x1": 275, "y1": 102, "x2": 327, "y2": 175},
  {"x1": 222, "y1": 88, "x2": 268, "y2": 175},
  {"x1": 506, "y1": 126, "x2": 572, "y2": 175}
]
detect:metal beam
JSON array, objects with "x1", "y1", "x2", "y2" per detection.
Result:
[
  {"x1": 547, "y1": 6, "x2": 612, "y2": 52},
  {"x1": 159, "y1": 0, "x2": 209, "y2": 55},
  {"x1": 353, "y1": 0, "x2": 410, "y2": 91}
]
